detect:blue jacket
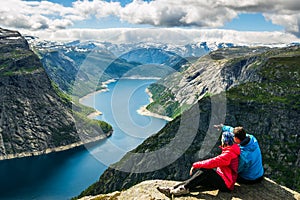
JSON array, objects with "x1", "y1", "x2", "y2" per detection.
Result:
[{"x1": 222, "y1": 125, "x2": 264, "y2": 180}]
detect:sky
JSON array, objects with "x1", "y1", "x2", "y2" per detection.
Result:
[{"x1": 1, "y1": 0, "x2": 300, "y2": 44}]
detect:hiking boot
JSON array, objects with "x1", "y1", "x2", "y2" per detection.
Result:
[
  {"x1": 157, "y1": 186, "x2": 171, "y2": 197},
  {"x1": 170, "y1": 185, "x2": 189, "y2": 196}
]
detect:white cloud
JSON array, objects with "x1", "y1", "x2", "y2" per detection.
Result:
[
  {"x1": 72, "y1": 0, "x2": 121, "y2": 18},
  {"x1": 119, "y1": 0, "x2": 238, "y2": 27},
  {"x1": 50, "y1": 19, "x2": 74, "y2": 29},
  {"x1": 21, "y1": 28, "x2": 299, "y2": 45},
  {"x1": 25, "y1": 0, "x2": 73, "y2": 16},
  {"x1": 0, "y1": 0, "x2": 75, "y2": 30},
  {"x1": 1, "y1": 0, "x2": 300, "y2": 38},
  {"x1": 216, "y1": 0, "x2": 300, "y2": 37}
]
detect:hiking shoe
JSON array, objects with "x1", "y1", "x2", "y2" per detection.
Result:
[
  {"x1": 170, "y1": 185, "x2": 189, "y2": 196},
  {"x1": 157, "y1": 186, "x2": 171, "y2": 197}
]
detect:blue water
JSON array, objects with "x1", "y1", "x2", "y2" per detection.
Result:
[{"x1": 0, "y1": 79, "x2": 166, "y2": 200}]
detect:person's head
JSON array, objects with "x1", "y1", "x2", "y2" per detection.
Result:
[
  {"x1": 233, "y1": 126, "x2": 247, "y2": 144},
  {"x1": 221, "y1": 131, "x2": 234, "y2": 147}
]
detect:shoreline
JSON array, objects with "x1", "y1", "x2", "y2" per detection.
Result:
[
  {"x1": 0, "y1": 135, "x2": 106, "y2": 161},
  {"x1": 87, "y1": 110, "x2": 102, "y2": 119},
  {"x1": 145, "y1": 88, "x2": 154, "y2": 103},
  {"x1": 79, "y1": 79, "x2": 117, "y2": 118},
  {"x1": 79, "y1": 79, "x2": 116, "y2": 105},
  {"x1": 137, "y1": 88, "x2": 173, "y2": 122},
  {"x1": 137, "y1": 105, "x2": 173, "y2": 121},
  {"x1": 79, "y1": 77, "x2": 173, "y2": 122}
]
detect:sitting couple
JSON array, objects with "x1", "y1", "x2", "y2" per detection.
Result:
[{"x1": 157, "y1": 125, "x2": 264, "y2": 197}]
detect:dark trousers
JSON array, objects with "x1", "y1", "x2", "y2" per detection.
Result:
[
  {"x1": 176, "y1": 169, "x2": 230, "y2": 192},
  {"x1": 237, "y1": 175, "x2": 264, "y2": 184}
]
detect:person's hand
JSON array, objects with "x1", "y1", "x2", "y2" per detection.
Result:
[
  {"x1": 213, "y1": 124, "x2": 223, "y2": 131},
  {"x1": 189, "y1": 166, "x2": 194, "y2": 176}
]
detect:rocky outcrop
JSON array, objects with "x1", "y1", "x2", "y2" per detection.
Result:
[
  {"x1": 0, "y1": 28, "x2": 29, "y2": 52},
  {"x1": 0, "y1": 27, "x2": 111, "y2": 160},
  {"x1": 79, "y1": 178, "x2": 300, "y2": 200}
]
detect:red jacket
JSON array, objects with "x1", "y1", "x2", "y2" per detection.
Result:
[{"x1": 192, "y1": 144, "x2": 240, "y2": 190}]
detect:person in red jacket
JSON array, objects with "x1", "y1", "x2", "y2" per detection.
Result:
[{"x1": 157, "y1": 131, "x2": 240, "y2": 197}]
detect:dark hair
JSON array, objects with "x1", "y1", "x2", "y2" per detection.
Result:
[{"x1": 233, "y1": 126, "x2": 246, "y2": 141}]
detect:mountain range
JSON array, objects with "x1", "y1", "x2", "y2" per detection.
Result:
[
  {"x1": 30, "y1": 38, "x2": 299, "y2": 98},
  {"x1": 32, "y1": 39, "x2": 209, "y2": 97}
]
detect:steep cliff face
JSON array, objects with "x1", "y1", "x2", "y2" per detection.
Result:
[
  {"x1": 77, "y1": 46, "x2": 300, "y2": 197},
  {"x1": 146, "y1": 47, "x2": 269, "y2": 118},
  {"x1": 40, "y1": 50, "x2": 80, "y2": 93},
  {"x1": 0, "y1": 28, "x2": 110, "y2": 159}
]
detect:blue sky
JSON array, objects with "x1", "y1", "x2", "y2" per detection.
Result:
[
  {"x1": 223, "y1": 13, "x2": 284, "y2": 32},
  {"x1": 24, "y1": 0, "x2": 150, "y2": 7},
  {"x1": 1, "y1": 0, "x2": 299, "y2": 43}
]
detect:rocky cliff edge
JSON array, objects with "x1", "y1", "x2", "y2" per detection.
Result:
[{"x1": 79, "y1": 178, "x2": 300, "y2": 200}]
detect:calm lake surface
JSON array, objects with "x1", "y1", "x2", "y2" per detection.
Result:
[{"x1": 0, "y1": 79, "x2": 166, "y2": 200}]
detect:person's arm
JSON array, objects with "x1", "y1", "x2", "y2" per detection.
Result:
[
  {"x1": 222, "y1": 125, "x2": 234, "y2": 133},
  {"x1": 238, "y1": 153, "x2": 248, "y2": 173},
  {"x1": 214, "y1": 123, "x2": 223, "y2": 131},
  {"x1": 213, "y1": 124, "x2": 234, "y2": 133},
  {"x1": 192, "y1": 150, "x2": 232, "y2": 169}
]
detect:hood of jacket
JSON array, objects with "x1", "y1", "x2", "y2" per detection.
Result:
[{"x1": 240, "y1": 134, "x2": 259, "y2": 152}]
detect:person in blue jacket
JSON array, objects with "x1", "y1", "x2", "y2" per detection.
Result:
[{"x1": 214, "y1": 124, "x2": 264, "y2": 184}]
